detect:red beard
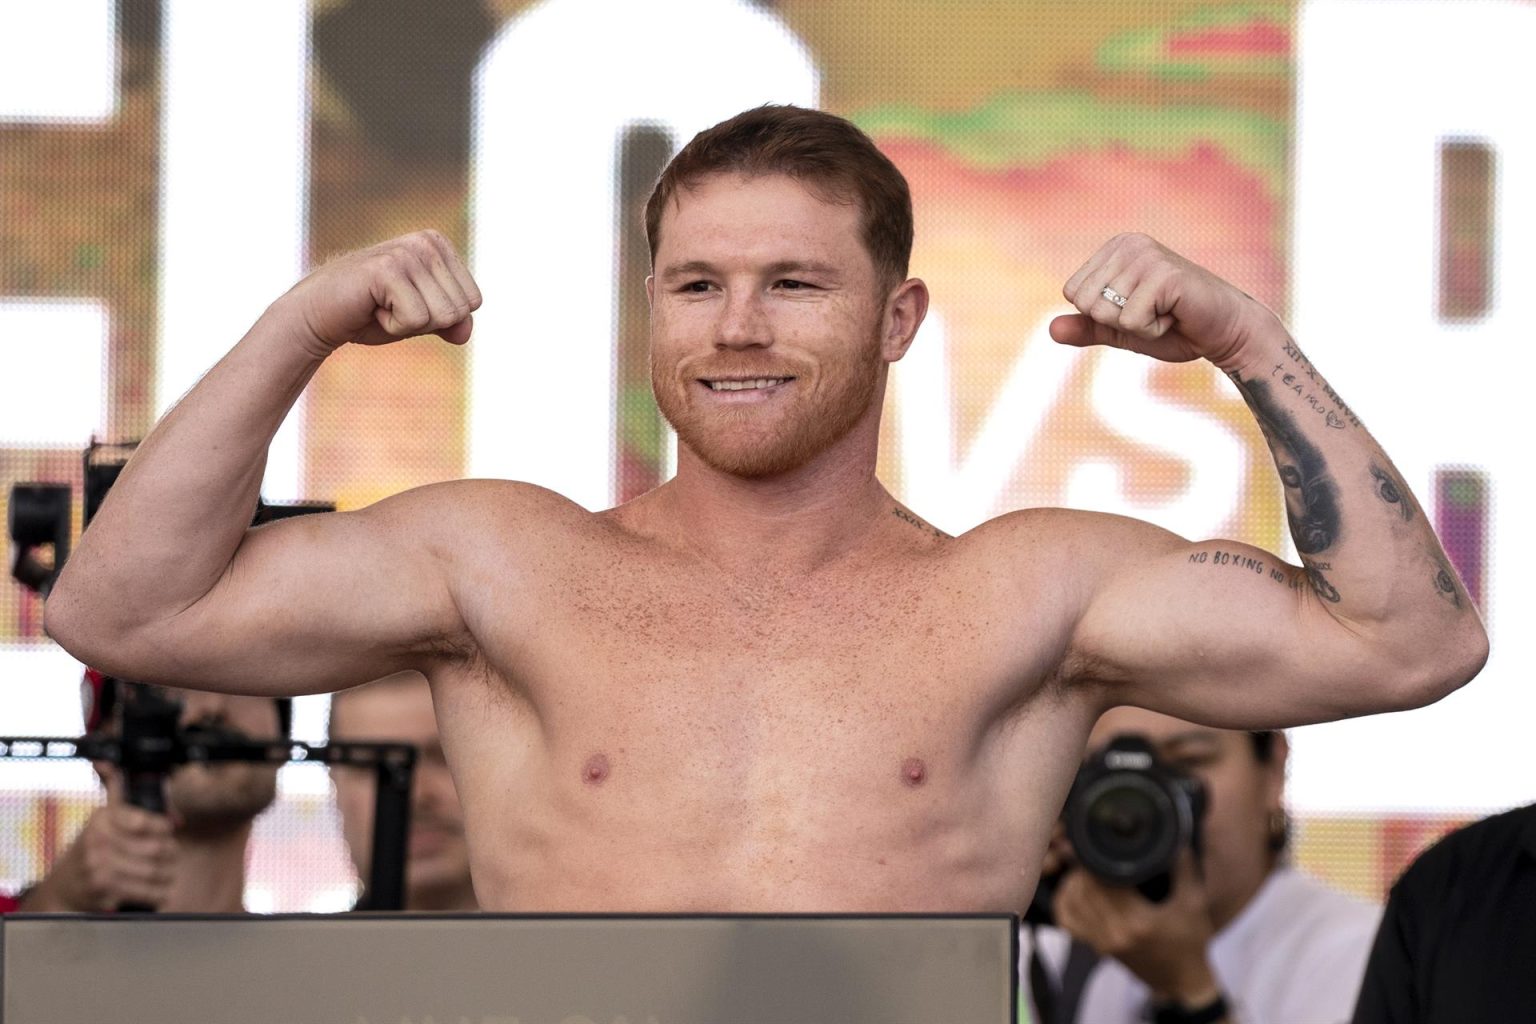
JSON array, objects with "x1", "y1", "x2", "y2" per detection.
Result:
[{"x1": 651, "y1": 333, "x2": 883, "y2": 478}]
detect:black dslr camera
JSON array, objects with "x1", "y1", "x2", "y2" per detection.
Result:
[{"x1": 1028, "y1": 733, "x2": 1207, "y2": 925}]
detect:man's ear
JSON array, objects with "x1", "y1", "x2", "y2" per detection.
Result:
[
  {"x1": 645, "y1": 275, "x2": 655, "y2": 308},
  {"x1": 882, "y1": 277, "x2": 930, "y2": 363},
  {"x1": 1263, "y1": 731, "x2": 1290, "y2": 805}
]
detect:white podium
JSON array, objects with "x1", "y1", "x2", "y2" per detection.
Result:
[{"x1": 0, "y1": 913, "x2": 1016, "y2": 1023}]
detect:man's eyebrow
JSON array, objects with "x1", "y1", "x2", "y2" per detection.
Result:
[
  {"x1": 1160, "y1": 731, "x2": 1221, "y2": 751},
  {"x1": 763, "y1": 259, "x2": 840, "y2": 278},
  {"x1": 658, "y1": 259, "x2": 717, "y2": 279},
  {"x1": 657, "y1": 259, "x2": 842, "y2": 279}
]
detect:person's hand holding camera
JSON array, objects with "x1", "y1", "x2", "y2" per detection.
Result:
[
  {"x1": 1038, "y1": 732, "x2": 1233, "y2": 1022},
  {"x1": 1054, "y1": 847, "x2": 1225, "y2": 1013},
  {"x1": 17, "y1": 776, "x2": 177, "y2": 912}
]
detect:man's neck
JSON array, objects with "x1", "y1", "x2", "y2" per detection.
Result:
[
  {"x1": 409, "y1": 879, "x2": 479, "y2": 912},
  {"x1": 164, "y1": 822, "x2": 253, "y2": 913},
  {"x1": 651, "y1": 441, "x2": 895, "y2": 576},
  {"x1": 1211, "y1": 854, "x2": 1283, "y2": 934}
]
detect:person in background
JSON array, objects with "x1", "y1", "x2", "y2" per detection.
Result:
[
  {"x1": 1351, "y1": 801, "x2": 1536, "y2": 1023},
  {"x1": 328, "y1": 670, "x2": 476, "y2": 911},
  {"x1": 14, "y1": 672, "x2": 282, "y2": 912},
  {"x1": 1026, "y1": 707, "x2": 1378, "y2": 1024}
]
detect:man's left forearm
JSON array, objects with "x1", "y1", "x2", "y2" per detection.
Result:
[{"x1": 1225, "y1": 319, "x2": 1486, "y2": 694}]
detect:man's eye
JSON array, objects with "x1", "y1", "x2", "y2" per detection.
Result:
[
  {"x1": 776, "y1": 279, "x2": 811, "y2": 290},
  {"x1": 683, "y1": 280, "x2": 712, "y2": 293}
]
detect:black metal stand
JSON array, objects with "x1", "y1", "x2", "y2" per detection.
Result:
[{"x1": 0, "y1": 733, "x2": 416, "y2": 911}]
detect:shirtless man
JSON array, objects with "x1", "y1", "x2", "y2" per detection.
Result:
[{"x1": 43, "y1": 105, "x2": 1487, "y2": 914}]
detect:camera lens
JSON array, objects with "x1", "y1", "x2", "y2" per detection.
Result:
[
  {"x1": 1087, "y1": 786, "x2": 1159, "y2": 855},
  {"x1": 1072, "y1": 774, "x2": 1179, "y2": 883}
]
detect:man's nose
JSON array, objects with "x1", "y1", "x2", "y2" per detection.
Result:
[
  {"x1": 716, "y1": 290, "x2": 771, "y2": 350},
  {"x1": 412, "y1": 762, "x2": 452, "y2": 810},
  {"x1": 177, "y1": 689, "x2": 219, "y2": 725}
]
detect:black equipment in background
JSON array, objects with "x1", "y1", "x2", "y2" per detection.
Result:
[
  {"x1": 115, "y1": 684, "x2": 183, "y2": 912},
  {"x1": 7, "y1": 484, "x2": 71, "y2": 597},
  {"x1": 1027, "y1": 733, "x2": 1207, "y2": 926},
  {"x1": 5, "y1": 439, "x2": 401, "y2": 909},
  {"x1": 117, "y1": 684, "x2": 181, "y2": 819},
  {"x1": 8, "y1": 437, "x2": 337, "y2": 597},
  {"x1": 0, "y1": 728, "x2": 418, "y2": 912}
]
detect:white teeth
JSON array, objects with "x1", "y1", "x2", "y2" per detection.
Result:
[{"x1": 707, "y1": 377, "x2": 788, "y2": 391}]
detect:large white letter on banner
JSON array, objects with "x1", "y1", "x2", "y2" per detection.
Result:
[
  {"x1": 468, "y1": 0, "x2": 817, "y2": 510},
  {"x1": 0, "y1": 0, "x2": 115, "y2": 742},
  {"x1": 157, "y1": 0, "x2": 309, "y2": 500}
]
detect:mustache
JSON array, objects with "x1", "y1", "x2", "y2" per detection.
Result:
[
  {"x1": 675, "y1": 356, "x2": 809, "y2": 380},
  {"x1": 181, "y1": 718, "x2": 263, "y2": 743}
]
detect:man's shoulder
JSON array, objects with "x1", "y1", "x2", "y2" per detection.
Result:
[
  {"x1": 366, "y1": 478, "x2": 597, "y2": 533},
  {"x1": 1399, "y1": 803, "x2": 1536, "y2": 892},
  {"x1": 961, "y1": 506, "x2": 1187, "y2": 564}
]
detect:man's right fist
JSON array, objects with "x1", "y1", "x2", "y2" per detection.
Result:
[
  {"x1": 278, "y1": 230, "x2": 483, "y2": 357},
  {"x1": 34, "y1": 803, "x2": 178, "y2": 912}
]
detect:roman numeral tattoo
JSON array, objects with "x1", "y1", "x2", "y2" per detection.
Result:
[{"x1": 892, "y1": 506, "x2": 949, "y2": 540}]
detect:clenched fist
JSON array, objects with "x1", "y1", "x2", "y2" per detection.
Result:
[
  {"x1": 276, "y1": 230, "x2": 483, "y2": 358},
  {"x1": 21, "y1": 798, "x2": 177, "y2": 912},
  {"x1": 1050, "y1": 232, "x2": 1282, "y2": 373}
]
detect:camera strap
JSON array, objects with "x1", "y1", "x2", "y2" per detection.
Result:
[{"x1": 1027, "y1": 928, "x2": 1100, "y2": 1024}]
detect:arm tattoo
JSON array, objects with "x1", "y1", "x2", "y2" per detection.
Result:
[
  {"x1": 1276, "y1": 339, "x2": 1362, "y2": 429},
  {"x1": 1188, "y1": 548, "x2": 1343, "y2": 602},
  {"x1": 892, "y1": 506, "x2": 950, "y2": 540},
  {"x1": 1303, "y1": 560, "x2": 1342, "y2": 603},
  {"x1": 1432, "y1": 555, "x2": 1465, "y2": 610},
  {"x1": 1370, "y1": 464, "x2": 1415, "y2": 522},
  {"x1": 1230, "y1": 375, "x2": 1342, "y2": 555}
]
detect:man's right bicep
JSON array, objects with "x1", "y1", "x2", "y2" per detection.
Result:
[{"x1": 112, "y1": 496, "x2": 463, "y2": 697}]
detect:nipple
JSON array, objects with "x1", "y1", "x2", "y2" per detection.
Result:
[
  {"x1": 582, "y1": 753, "x2": 611, "y2": 785},
  {"x1": 901, "y1": 757, "x2": 927, "y2": 787}
]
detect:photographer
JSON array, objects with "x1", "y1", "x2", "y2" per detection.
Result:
[
  {"x1": 1026, "y1": 707, "x2": 1378, "y2": 1024},
  {"x1": 13, "y1": 671, "x2": 282, "y2": 913},
  {"x1": 328, "y1": 670, "x2": 476, "y2": 911}
]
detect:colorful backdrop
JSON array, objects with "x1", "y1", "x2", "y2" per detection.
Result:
[{"x1": 3, "y1": 0, "x2": 1531, "y2": 911}]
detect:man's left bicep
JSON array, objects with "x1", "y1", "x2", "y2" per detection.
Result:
[{"x1": 1072, "y1": 536, "x2": 1381, "y2": 728}]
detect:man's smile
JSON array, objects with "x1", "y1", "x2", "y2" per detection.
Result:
[{"x1": 698, "y1": 376, "x2": 795, "y2": 399}]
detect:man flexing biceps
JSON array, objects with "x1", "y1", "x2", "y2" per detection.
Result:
[{"x1": 45, "y1": 105, "x2": 1486, "y2": 916}]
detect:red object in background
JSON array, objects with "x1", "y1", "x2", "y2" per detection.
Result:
[{"x1": 1168, "y1": 20, "x2": 1290, "y2": 57}]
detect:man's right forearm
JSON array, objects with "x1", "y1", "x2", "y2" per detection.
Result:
[
  {"x1": 45, "y1": 309, "x2": 326, "y2": 665},
  {"x1": 46, "y1": 231, "x2": 481, "y2": 683}
]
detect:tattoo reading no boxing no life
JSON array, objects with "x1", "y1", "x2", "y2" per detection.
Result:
[{"x1": 1188, "y1": 548, "x2": 1342, "y2": 603}]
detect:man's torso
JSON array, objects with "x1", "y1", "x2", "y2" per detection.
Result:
[{"x1": 421, "y1": 483, "x2": 1100, "y2": 912}]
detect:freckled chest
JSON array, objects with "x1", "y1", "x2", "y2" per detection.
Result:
[{"x1": 498, "y1": 547, "x2": 999, "y2": 792}]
